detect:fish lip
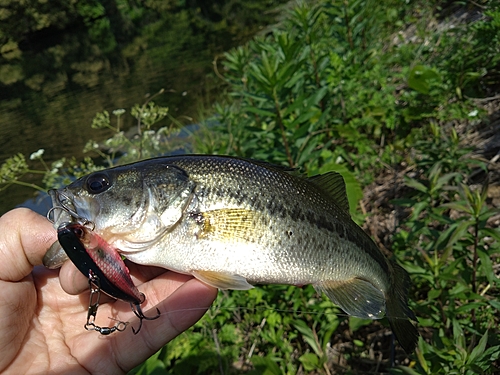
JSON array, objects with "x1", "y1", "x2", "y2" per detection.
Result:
[
  {"x1": 48, "y1": 189, "x2": 72, "y2": 228},
  {"x1": 45, "y1": 188, "x2": 97, "y2": 269},
  {"x1": 47, "y1": 189, "x2": 91, "y2": 226}
]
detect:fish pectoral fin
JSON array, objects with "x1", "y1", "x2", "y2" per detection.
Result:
[
  {"x1": 192, "y1": 270, "x2": 254, "y2": 290},
  {"x1": 315, "y1": 278, "x2": 386, "y2": 319},
  {"x1": 197, "y1": 209, "x2": 260, "y2": 240}
]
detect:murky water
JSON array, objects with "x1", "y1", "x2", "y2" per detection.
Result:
[{"x1": 0, "y1": 3, "x2": 282, "y2": 215}]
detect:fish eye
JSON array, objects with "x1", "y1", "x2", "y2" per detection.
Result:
[{"x1": 86, "y1": 173, "x2": 111, "y2": 194}]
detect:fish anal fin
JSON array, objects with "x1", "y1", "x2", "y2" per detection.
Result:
[
  {"x1": 197, "y1": 209, "x2": 260, "y2": 241},
  {"x1": 192, "y1": 270, "x2": 254, "y2": 290},
  {"x1": 315, "y1": 278, "x2": 386, "y2": 319}
]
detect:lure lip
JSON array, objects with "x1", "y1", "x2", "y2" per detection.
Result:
[{"x1": 57, "y1": 222, "x2": 142, "y2": 304}]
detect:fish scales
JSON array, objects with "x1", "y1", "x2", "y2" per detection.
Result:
[
  {"x1": 48, "y1": 155, "x2": 419, "y2": 353},
  {"x1": 128, "y1": 158, "x2": 376, "y2": 285},
  {"x1": 151, "y1": 156, "x2": 386, "y2": 282}
]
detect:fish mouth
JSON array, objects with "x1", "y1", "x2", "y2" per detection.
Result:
[
  {"x1": 47, "y1": 189, "x2": 92, "y2": 227},
  {"x1": 43, "y1": 189, "x2": 76, "y2": 269},
  {"x1": 44, "y1": 189, "x2": 96, "y2": 269}
]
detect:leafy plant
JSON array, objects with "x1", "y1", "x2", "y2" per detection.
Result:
[
  {"x1": 0, "y1": 91, "x2": 178, "y2": 193},
  {"x1": 392, "y1": 125, "x2": 499, "y2": 374}
]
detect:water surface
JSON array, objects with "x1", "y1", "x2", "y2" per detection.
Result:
[{"x1": 0, "y1": 2, "x2": 284, "y2": 215}]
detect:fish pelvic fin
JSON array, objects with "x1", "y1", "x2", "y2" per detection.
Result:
[
  {"x1": 385, "y1": 263, "x2": 419, "y2": 354},
  {"x1": 314, "y1": 278, "x2": 386, "y2": 320},
  {"x1": 192, "y1": 270, "x2": 254, "y2": 290}
]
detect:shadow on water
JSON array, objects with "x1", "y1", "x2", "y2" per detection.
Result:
[{"x1": 0, "y1": 1, "x2": 287, "y2": 215}]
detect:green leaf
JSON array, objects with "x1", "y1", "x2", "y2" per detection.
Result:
[
  {"x1": 481, "y1": 228, "x2": 500, "y2": 242},
  {"x1": 467, "y1": 330, "x2": 488, "y2": 365},
  {"x1": 349, "y1": 317, "x2": 372, "y2": 332},
  {"x1": 293, "y1": 320, "x2": 321, "y2": 355},
  {"x1": 405, "y1": 177, "x2": 428, "y2": 193},
  {"x1": 427, "y1": 288, "x2": 441, "y2": 300},
  {"x1": 435, "y1": 172, "x2": 461, "y2": 191},
  {"x1": 408, "y1": 64, "x2": 440, "y2": 94},
  {"x1": 242, "y1": 106, "x2": 276, "y2": 118},
  {"x1": 286, "y1": 109, "x2": 319, "y2": 129},
  {"x1": 353, "y1": 339, "x2": 364, "y2": 347},
  {"x1": 442, "y1": 202, "x2": 472, "y2": 214},
  {"x1": 251, "y1": 355, "x2": 282, "y2": 375},
  {"x1": 440, "y1": 220, "x2": 473, "y2": 265},
  {"x1": 489, "y1": 299, "x2": 500, "y2": 310},
  {"x1": 282, "y1": 93, "x2": 309, "y2": 117},
  {"x1": 304, "y1": 86, "x2": 328, "y2": 108},
  {"x1": 477, "y1": 248, "x2": 496, "y2": 285},
  {"x1": 452, "y1": 319, "x2": 466, "y2": 351},
  {"x1": 283, "y1": 70, "x2": 305, "y2": 89},
  {"x1": 298, "y1": 352, "x2": 320, "y2": 371}
]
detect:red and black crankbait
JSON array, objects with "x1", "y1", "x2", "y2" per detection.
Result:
[{"x1": 57, "y1": 222, "x2": 160, "y2": 334}]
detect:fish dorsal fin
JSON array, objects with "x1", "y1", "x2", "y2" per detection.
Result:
[
  {"x1": 248, "y1": 158, "x2": 299, "y2": 174},
  {"x1": 314, "y1": 278, "x2": 386, "y2": 319},
  {"x1": 308, "y1": 172, "x2": 350, "y2": 213},
  {"x1": 192, "y1": 270, "x2": 254, "y2": 290}
]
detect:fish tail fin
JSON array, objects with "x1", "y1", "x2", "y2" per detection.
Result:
[{"x1": 386, "y1": 262, "x2": 419, "y2": 354}]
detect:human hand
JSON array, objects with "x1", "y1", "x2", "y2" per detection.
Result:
[{"x1": 0, "y1": 208, "x2": 217, "y2": 374}]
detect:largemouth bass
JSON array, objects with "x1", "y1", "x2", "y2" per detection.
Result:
[{"x1": 48, "y1": 155, "x2": 419, "y2": 352}]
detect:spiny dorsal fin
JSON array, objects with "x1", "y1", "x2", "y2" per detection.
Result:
[
  {"x1": 248, "y1": 158, "x2": 299, "y2": 174},
  {"x1": 308, "y1": 172, "x2": 350, "y2": 213}
]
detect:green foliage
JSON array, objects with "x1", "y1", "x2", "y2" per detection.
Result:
[
  {"x1": 200, "y1": 0, "x2": 494, "y2": 188},
  {"x1": 0, "y1": 91, "x2": 177, "y2": 192},
  {"x1": 391, "y1": 126, "x2": 499, "y2": 374},
  {"x1": 84, "y1": 91, "x2": 176, "y2": 165}
]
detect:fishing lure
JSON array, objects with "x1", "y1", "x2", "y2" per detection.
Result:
[{"x1": 57, "y1": 222, "x2": 160, "y2": 334}]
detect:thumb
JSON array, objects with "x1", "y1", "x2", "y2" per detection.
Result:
[{"x1": 0, "y1": 208, "x2": 57, "y2": 281}]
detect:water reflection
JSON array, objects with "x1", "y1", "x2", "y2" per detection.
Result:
[{"x1": 0, "y1": 1, "x2": 284, "y2": 215}]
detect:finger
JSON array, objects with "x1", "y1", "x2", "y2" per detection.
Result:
[
  {"x1": 0, "y1": 208, "x2": 57, "y2": 281},
  {"x1": 126, "y1": 262, "x2": 167, "y2": 283},
  {"x1": 69, "y1": 277, "x2": 217, "y2": 373},
  {"x1": 59, "y1": 260, "x2": 89, "y2": 295},
  {"x1": 115, "y1": 278, "x2": 217, "y2": 372}
]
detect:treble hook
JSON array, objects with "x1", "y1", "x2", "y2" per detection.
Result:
[
  {"x1": 46, "y1": 206, "x2": 66, "y2": 224},
  {"x1": 47, "y1": 206, "x2": 95, "y2": 231},
  {"x1": 130, "y1": 294, "x2": 161, "y2": 334},
  {"x1": 47, "y1": 190, "x2": 93, "y2": 227}
]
